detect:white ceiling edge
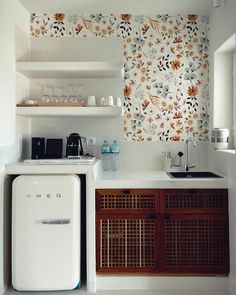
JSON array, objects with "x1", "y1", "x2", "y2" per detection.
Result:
[{"x1": 19, "y1": 0, "x2": 212, "y2": 14}]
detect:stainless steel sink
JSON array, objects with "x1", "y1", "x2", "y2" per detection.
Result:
[{"x1": 167, "y1": 171, "x2": 223, "y2": 178}]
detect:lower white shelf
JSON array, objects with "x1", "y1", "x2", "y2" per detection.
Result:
[{"x1": 16, "y1": 106, "x2": 123, "y2": 118}]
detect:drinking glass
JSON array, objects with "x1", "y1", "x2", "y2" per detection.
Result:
[{"x1": 41, "y1": 85, "x2": 51, "y2": 103}]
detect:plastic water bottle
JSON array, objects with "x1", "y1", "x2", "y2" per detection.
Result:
[
  {"x1": 101, "y1": 140, "x2": 110, "y2": 171},
  {"x1": 110, "y1": 140, "x2": 120, "y2": 171}
]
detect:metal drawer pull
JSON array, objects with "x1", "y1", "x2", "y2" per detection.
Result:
[{"x1": 41, "y1": 218, "x2": 71, "y2": 225}]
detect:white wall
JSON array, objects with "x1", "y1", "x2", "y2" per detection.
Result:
[
  {"x1": 209, "y1": 0, "x2": 236, "y2": 294},
  {"x1": 0, "y1": 1, "x2": 29, "y2": 294}
]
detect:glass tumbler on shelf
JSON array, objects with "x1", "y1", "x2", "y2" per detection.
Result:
[
  {"x1": 74, "y1": 84, "x2": 83, "y2": 103},
  {"x1": 41, "y1": 85, "x2": 51, "y2": 103},
  {"x1": 51, "y1": 85, "x2": 62, "y2": 103},
  {"x1": 68, "y1": 84, "x2": 77, "y2": 103},
  {"x1": 61, "y1": 85, "x2": 69, "y2": 103}
]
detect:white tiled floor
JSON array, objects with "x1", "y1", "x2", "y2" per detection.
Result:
[{"x1": 3, "y1": 288, "x2": 231, "y2": 295}]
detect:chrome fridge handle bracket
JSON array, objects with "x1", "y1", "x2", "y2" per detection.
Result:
[{"x1": 41, "y1": 218, "x2": 71, "y2": 225}]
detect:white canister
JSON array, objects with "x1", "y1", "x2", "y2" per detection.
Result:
[
  {"x1": 87, "y1": 95, "x2": 96, "y2": 106},
  {"x1": 106, "y1": 95, "x2": 114, "y2": 106},
  {"x1": 211, "y1": 128, "x2": 229, "y2": 149}
]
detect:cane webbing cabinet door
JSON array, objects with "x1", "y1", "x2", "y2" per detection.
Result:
[
  {"x1": 96, "y1": 189, "x2": 159, "y2": 273},
  {"x1": 96, "y1": 215, "x2": 158, "y2": 273},
  {"x1": 162, "y1": 214, "x2": 229, "y2": 275}
]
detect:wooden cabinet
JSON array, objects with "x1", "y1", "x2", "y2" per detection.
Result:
[
  {"x1": 96, "y1": 189, "x2": 229, "y2": 275},
  {"x1": 96, "y1": 189, "x2": 159, "y2": 273}
]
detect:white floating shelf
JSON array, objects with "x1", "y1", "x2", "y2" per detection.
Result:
[
  {"x1": 16, "y1": 106, "x2": 123, "y2": 118},
  {"x1": 16, "y1": 61, "x2": 123, "y2": 79}
]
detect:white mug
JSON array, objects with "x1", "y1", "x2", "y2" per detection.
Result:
[
  {"x1": 87, "y1": 95, "x2": 96, "y2": 106},
  {"x1": 116, "y1": 97, "x2": 122, "y2": 106},
  {"x1": 106, "y1": 95, "x2": 114, "y2": 106},
  {"x1": 99, "y1": 97, "x2": 106, "y2": 106}
]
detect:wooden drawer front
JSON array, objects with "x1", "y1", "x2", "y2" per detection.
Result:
[
  {"x1": 97, "y1": 216, "x2": 156, "y2": 273},
  {"x1": 161, "y1": 189, "x2": 228, "y2": 214},
  {"x1": 163, "y1": 215, "x2": 229, "y2": 274},
  {"x1": 96, "y1": 189, "x2": 158, "y2": 214}
]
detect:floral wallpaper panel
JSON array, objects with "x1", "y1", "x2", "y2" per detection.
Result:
[{"x1": 31, "y1": 13, "x2": 209, "y2": 142}]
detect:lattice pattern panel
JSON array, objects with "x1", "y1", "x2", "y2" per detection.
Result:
[
  {"x1": 164, "y1": 191, "x2": 225, "y2": 210},
  {"x1": 100, "y1": 192, "x2": 155, "y2": 210},
  {"x1": 99, "y1": 218, "x2": 155, "y2": 269},
  {"x1": 165, "y1": 218, "x2": 226, "y2": 269}
]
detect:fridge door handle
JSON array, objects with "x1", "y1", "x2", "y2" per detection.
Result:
[{"x1": 41, "y1": 218, "x2": 71, "y2": 225}]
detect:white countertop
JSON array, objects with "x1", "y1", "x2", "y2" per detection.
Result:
[
  {"x1": 5, "y1": 161, "x2": 228, "y2": 189},
  {"x1": 94, "y1": 170, "x2": 228, "y2": 188},
  {"x1": 5, "y1": 160, "x2": 100, "y2": 179}
]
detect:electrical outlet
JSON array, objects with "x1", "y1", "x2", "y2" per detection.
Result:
[{"x1": 86, "y1": 137, "x2": 96, "y2": 145}]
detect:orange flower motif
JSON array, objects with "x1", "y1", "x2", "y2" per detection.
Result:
[
  {"x1": 171, "y1": 136, "x2": 181, "y2": 141},
  {"x1": 171, "y1": 59, "x2": 181, "y2": 70},
  {"x1": 141, "y1": 67, "x2": 146, "y2": 74},
  {"x1": 35, "y1": 28, "x2": 40, "y2": 35},
  {"x1": 141, "y1": 76, "x2": 146, "y2": 83},
  {"x1": 187, "y1": 119, "x2": 193, "y2": 126},
  {"x1": 173, "y1": 36, "x2": 183, "y2": 43},
  {"x1": 54, "y1": 13, "x2": 65, "y2": 21},
  {"x1": 170, "y1": 123, "x2": 175, "y2": 129},
  {"x1": 121, "y1": 14, "x2": 132, "y2": 22},
  {"x1": 188, "y1": 15, "x2": 198, "y2": 22},
  {"x1": 124, "y1": 85, "x2": 132, "y2": 97},
  {"x1": 101, "y1": 28, "x2": 107, "y2": 35},
  {"x1": 126, "y1": 112, "x2": 132, "y2": 119},
  {"x1": 136, "y1": 129, "x2": 142, "y2": 134},
  {"x1": 167, "y1": 104, "x2": 174, "y2": 111},
  {"x1": 173, "y1": 112, "x2": 183, "y2": 119},
  {"x1": 141, "y1": 99, "x2": 150, "y2": 111},
  {"x1": 187, "y1": 85, "x2": 198, "y2": 97},
  {"x1": 75, "y1": 24, "x2": 83, "y2": 35},
  {"x1": 188, "y1": 43, "x2": 193, "y2": 50},
  {"x1": 176, "y1": 129, "x2": 183, "y2": 135}
]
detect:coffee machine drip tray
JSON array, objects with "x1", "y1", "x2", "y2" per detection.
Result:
[{"x1": 24, "y1": 155, "x2": 96, "y2": 165}]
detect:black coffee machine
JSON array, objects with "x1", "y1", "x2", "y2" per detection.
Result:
[{"x1": 66, "y1": 133, "x2": 84, "y2": 157}]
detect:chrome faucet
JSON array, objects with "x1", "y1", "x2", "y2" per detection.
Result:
[{"x1": 184, "y1": 138, "x2": 196, "y2": 171}]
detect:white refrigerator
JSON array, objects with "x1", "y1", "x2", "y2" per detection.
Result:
[{"x1": 12, "y1": 174, "x2": 80, "y2": 291}]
